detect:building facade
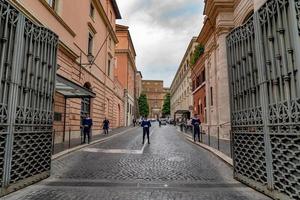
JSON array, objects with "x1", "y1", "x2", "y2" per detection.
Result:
[
  {"x1": 115, "y1": 24, "x2": 137, "y2": 126},
  {"x1": 135, "y1": 71, "x2": 143, "y2": 117},
  {"x1": 10, "y1": 0, "x2": 125, "y2": 143},
  {"x1": 142, "y1": 80, "x2": 169, "y2": 118},
  {"x1": 191, "y1": 54, "x2": 206, "y2": 124},
  {"x1": 194, "y1": 0, "x2": 254, "y2": 139},
  {"x1": 170, "y1": 37, "x2": 198, "y2": 122}
]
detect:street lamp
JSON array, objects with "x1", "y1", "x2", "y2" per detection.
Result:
[
  {"x1": 79, "y1": 52, "x2": 94, "y2": 78},
  {"x1": 87, "y1": 53, "x2": 94, "y2": 65}
]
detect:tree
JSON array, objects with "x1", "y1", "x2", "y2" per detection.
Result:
[
  {"x1": 190, "y1": 44, "x2": 205, "y2": 66},
  {"x1": 138, "y1": 94, "x2": 149, "y2": 117},
  {"x1": 162, "y1": 93, "x2": 171, "y2": 117}
]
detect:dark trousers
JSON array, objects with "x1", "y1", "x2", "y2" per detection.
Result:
[
  {"x1": 83, "y1": 128, "x2": 91, "y2": 143},
  {"x1": 103, "y1": 128, "x2": 109, "y2": 135},
  {"x1": 143, "y1": 127, "x2": 150, "y2": 144},
  {"x1": 193, "y1": 126, "x2": 200, "y2": 142}
]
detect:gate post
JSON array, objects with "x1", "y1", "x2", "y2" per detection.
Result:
[
  {"x1": 2, "y1": 14, "x2": 26, "y2": 187},
  {"x1": 253, "y1": 12, "x2": 274, "y2": 190},
  {"x1": 288, "y1": 0, "x2": 300, "y2": 93}
]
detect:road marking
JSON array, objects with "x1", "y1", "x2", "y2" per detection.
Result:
[{"x1": 81, "y1": 128, "x2": 156, "y2": 155}]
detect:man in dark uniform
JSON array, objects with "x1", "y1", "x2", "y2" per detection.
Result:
[
  {"x1": 103, "y1": 117, "x2": 110, "y2": 135},
  {"x1": 82, "y1": 114, "x2": 93, "y2": 144},
  {"x1": 141, "y1": 116, "x2": 151, "y2": 144},
  {"x1": 191, "y1": 114, "x2": 201, "y2": 142}
]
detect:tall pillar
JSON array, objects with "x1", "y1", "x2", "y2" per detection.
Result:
[{"x1": 216, "y1": 30, "x2": 231, "y2": 139}]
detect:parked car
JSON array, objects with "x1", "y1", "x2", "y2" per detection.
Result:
[{"x1": 160, "y1": 119, "x2": 167, "y2": 125}]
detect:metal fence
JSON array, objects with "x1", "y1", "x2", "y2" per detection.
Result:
[
  {"x1": 227, "y1": 0, "x2": 300, "y2": 199},
  {"x1": 0, "y1": 0, "x2": 58, "y2": 196},
  {"x1": 181, "y1": 124, "x2": 232, "y2": 158}
]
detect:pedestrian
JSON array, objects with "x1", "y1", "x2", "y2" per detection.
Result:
[
  {"x1": 133, "y1": 118, "x2": 136, "y2": 127},
  {"x1": 82, "y1": 114, "x2": 93, "y2": 144},
  {"x1": 158, "y1": 118, "x2": 161, "y2": 127},
  {"x1": 103, "y1": 117, "x2": 110, "y2": 135},
  {"x1": 191, "y1": 114, "x2": 201, "y2": 142},
  {"x1": 141, "y1": 116, "x2": 151, "y2": 144}
]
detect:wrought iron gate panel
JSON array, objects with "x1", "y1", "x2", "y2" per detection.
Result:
[
  {"x1": 0, "y1": 0, "x2": 58, "y2": 196},
  {"x1": 227, "y1": 0, "x2": 300, "y2": 199}
]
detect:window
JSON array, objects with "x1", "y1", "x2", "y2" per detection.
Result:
[
  {"x1": 109, "y1": 37, "x2": 112, "y2": 49},
  {"x1": 54, "y1": 112, "x2": 62, "y2": 121},
  {"x1": 108, "y1": 59, "x2": 111, "y2": 77},
  {"x1": 46, "y1": 0, "x2": 56, "y2": 10},
  {"x1": 210, "y1": 87, "x2": 213, "y2": 106},
  {"x1": 88, "y1": 32, "x2": 94, "y2": 55},
  {"x1": 90, "y1": 3, "x2": 95, "y2": 18}
]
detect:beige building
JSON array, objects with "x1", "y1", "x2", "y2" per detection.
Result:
[
  {"x1": 142, "y1": 80, "x2": 169, "y2": 118},
  {"x1": 170, "y1": 37, "x2": 198, "y2": 121},
  {"x1": 197, "y1": 0, "x2": 257, "y2": 139}
]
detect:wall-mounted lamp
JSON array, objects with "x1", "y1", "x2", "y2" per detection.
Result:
[{"x1": 79, "y1": 52, "x2": 94, "y2": 78}]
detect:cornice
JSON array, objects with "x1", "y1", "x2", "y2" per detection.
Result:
[
  {"x1": 204, "y1": 0, "x2": 235, "y2": 22},
  {"x1": 10, "y1": 0, "x2": 76, "y2": 37},
  {"x1": 93, "y1": 0, "x2": 118, "y2": 43},
  {"x1": 116, "y1": 49, "x2": 137, "y2": 72}
]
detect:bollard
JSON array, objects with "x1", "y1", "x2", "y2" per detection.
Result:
[
  {"x1": 200, "y1": 126, "x2": 203, "y2": 142},
  {"x1": 208, "y1": 127, "x2": 211, "y2": 146},
  {"x1": 217, "y1": 126, "x2": 220, "y2": 150},
  {"x1": 230, "y1": 130, "x2": 233, "y2": 158},
  {"x1": 68, "y1": 128, "x2": 71, "y2": 149},
  {"x1": 52, "y1": 130, "x2": 56, "y2": 155}
]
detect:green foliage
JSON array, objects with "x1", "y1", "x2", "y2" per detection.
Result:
[
  {"x1": 162, "y1": 93, "x2": 171, "y2": 117},
  {"x1": 190, "y1": 44, "x2": 205, "y2": 66},
  {"x1": 138, "y1": 94, "x2": 149, "y2": 117}
]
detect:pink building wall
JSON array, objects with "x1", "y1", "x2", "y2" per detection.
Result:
[{"x1": 11, "y1": 0, "x2": 125, "y2": 143}]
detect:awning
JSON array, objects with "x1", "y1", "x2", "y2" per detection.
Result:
[{"x1": 56, "y1": 74, "x2": 96, "y2": 98}]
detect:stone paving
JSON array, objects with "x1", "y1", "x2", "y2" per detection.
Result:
[{"x1": 2, "y1": 124, "x2": 271, "y2": 200}]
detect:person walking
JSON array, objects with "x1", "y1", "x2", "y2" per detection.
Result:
[
  {"x1": 103, "y1": 117, "x2": 110, "y2": 135},
  {"x1": 82, "y1": 114, "x2": 93, "y2": 144},
  {"x1": 141, "y1": 116, "x2": 151, "y2": 144},
  {"x1": 133, "y1": 118, "x2": 136, "y2": 127},
  {"x1": 191, "y1": 114, "x2": 201, "y2": 142}
]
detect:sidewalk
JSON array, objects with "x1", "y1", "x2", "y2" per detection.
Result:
[
  {"x1": 177, "y1": 126, "x2": 232, "y2": 158},
  {"x1": 53, "y1": 127, "x2": 132, "y2": 155}
]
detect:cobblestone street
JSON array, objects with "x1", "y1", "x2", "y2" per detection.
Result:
[{"x1": 2, "y1": 124, "x2": 270, "y2": 200}]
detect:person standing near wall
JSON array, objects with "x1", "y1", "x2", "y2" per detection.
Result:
[
  {"x1": 82, "y1": 114, "x2": 93, "y2": 144},
  {"x1": 191, "y1": 114, "x2": 201, "y2": 142},
  {"x1": 103, "y1": 117, "x2": 110, "y2": 135}
]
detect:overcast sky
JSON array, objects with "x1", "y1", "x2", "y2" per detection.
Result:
[{"x1": 116, "y1": 0, "x2": 205, "y2": 87}]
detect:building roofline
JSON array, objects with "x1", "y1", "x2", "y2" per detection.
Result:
[
  {"x1": 137, "y1": 71, "x2": 143, "y2": 78},
  {"x1": 170, "y1": 37, "x2": 198, "y2": 89},
  {"x1": 111, "y1": 0, "x2": 122, "y2": 19},
  {"x1": 116, "y1": 24, "x2": 137, "y2": 57}
]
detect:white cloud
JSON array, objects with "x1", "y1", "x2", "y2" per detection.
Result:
[{"x1": 116, "y1": 0, "x2": 205, "y2": 87}]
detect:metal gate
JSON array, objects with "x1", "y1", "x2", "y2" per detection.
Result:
[
  {"x1": 227, "y1": 0, "x2": 300, "y2": 199},
  {"x1": 0, "y1": 0, "x2": 58, "y2": 196}
]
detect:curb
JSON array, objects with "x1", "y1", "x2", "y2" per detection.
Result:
[
  {"x1": 52, "y1": 127, "x2": 138, "y2": 160},
  {"x1": 178, "y1": 131, "x2": 233, "y2": 167}
]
